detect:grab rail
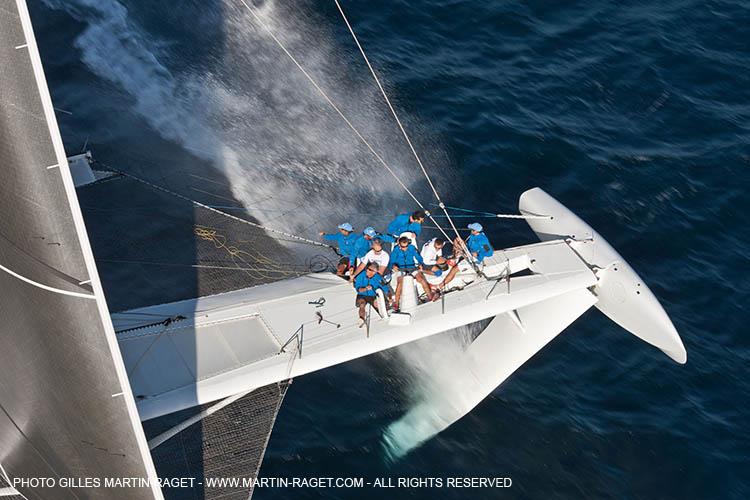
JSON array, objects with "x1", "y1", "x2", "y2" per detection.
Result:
[
  {"x1": 279, "y1": 325, "x2": 304, "y2": 358},
  {"x1": 485, "y1": 257, "x2": 511, "y2": 300}
]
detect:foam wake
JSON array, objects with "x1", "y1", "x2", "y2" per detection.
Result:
[
  {"x1": 42, "y1": 0, "x2": 436, "y2": 238},
  {"x1": 42, "y1": 0, "x2": 473, "y2": 457},
  {"x1": 381, "y1": 320, "x2": 490, "y2": 461}
]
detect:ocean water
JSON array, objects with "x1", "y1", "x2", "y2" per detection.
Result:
[{"x1": 29, "y1": 0, "x2": 749, "y2": 498}]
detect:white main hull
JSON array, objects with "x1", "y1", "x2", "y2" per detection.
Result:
[
  {"x1": 116, "y1": 237, "x2": 597, "y2": 421},
  {"x1": 115, "y1": 188, "x2": 686, "y2": 453}
]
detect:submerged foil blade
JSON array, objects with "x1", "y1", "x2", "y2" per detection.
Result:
[{"x1": 383, "y1": 289, "x2": 597, "y2": 460}]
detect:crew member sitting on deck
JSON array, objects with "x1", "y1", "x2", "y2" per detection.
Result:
[
  {"x1": 433, "y1": 227, "x2": 494, "y2": 290},
  {"x1": 319, "y1": 222, "x2": 357, "y2": 276},
  {"x1": 433, "y1": 236, "x2": 472, "y2": 290},
  {"x1": 420, "y1": 237, "x2": 447, "y2": 275},
  {"x1": 466, "y1": 222, "x2": 494, "y2": 263},
  {"x1": 389, "y1": 236, "x2": 435, "y2": 307},
  {"x1": 386, "y1": 210, "x2": 426, "y2": 243},
  {"x1": 354, "y1": 262, "x2": 384, "y2": 326},
  {"x1": 350, "y1": 238, "x2": 390, "y2": 279}
]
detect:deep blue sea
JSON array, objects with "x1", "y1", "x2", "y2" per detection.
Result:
[{"x1": 30, "y1": 0, "x2": 749, "y2": 498}]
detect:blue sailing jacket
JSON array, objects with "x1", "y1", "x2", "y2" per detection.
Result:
[
  {"x1": 349, "y1": 232, "x2": 395, "y2": 264},
  {"x1": 375, "y1": 232, "x2": 395, "y2": 244},
  {"x1": 324, "y1": 232, "x2": 358, "y2": 258},
  {"x1": 467, "y1": 232, "x2": 494, "y2": 263},
  {"x1": 350, "y1": 235, "x2": 373, "y2": 263},
  {"x1": 388, "y1": 245, "x2": 424, "y2": 271},
  {"x1": 386, "y1": 213, "x2": 422, "y2": 237},
  {"x1": 354, "y1": 272, "x2": 383, "y2": 297}
]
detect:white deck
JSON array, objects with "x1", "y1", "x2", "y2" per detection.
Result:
[{"x1": 114, "y1": 240, "x2": 597, "y2": 421}]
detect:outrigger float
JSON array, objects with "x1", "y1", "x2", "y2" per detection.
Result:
[{"x1": 114, "y1": 187, "x2": 686, "y2": 425}]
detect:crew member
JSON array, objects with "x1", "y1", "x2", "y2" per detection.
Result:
[
  {"x1": 466, "y1": 223, "x2": 494, "y2": 263},
  {"x1": 353, "y1": 262, "x2": 384, "y2": 326},
  {"x1": 420, "y1": 237, "x2": 447, "y2": 274},
  {"x1": 434, "y1": 236, "x2": 470, "y2": 290},
  {"x1": 350, "y1": 226, "x2": 379, "y2": 266},
  {"x1": 386, "y1": 210, "x2": 425, "y2": 242},
  {"x1": 389, "y1": 235, "x2": 435, "y2": 307},
  {"x1": 350, "y1": 238, "x2": 390, "y2": 279},
  {"x1": 320, "y1": 222, "x2": 357, "y2": 275}
]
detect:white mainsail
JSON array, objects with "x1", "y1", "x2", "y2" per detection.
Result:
[{"x1": 0, "y1": 0, "x2": 161, "y2": 498}]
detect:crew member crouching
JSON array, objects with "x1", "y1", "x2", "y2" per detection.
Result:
[
  {"x1": 354, "y1": 262, "x2": 384, "y2": 326},
  {"x1": 466, "y1": 222, "x2": 494, "y2": 263},
  {"x1": 350, "y1": 238, "x2": 390, "y2": 279},
  {"x1": 320, "y1": 222, "x2": 357, "y2": 276},
  {"x1": 386, "y1": 210, "x2": 425, "y2": 244}
]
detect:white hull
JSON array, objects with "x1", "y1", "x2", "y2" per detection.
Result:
[
  {"x1": 379, "y1": 188, "x2": 688, "y2": 447},
  {"x1": 115, "y1": 188, "x2": 686, "y2": 442},
  {"x1": 519, "y1": 187, "x2": 687, "y2": 363},
  {"x1": 116, "y1": 238, "x2": 597, "y2": 421}
]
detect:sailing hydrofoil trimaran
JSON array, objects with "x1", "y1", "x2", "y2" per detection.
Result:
[{"x1": 0, "y1": 1, "x2": 686, "y2": 499}]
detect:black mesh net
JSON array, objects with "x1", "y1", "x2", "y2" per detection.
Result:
[
  {"x1": 0, "y1": 471, "x2": 24, "y2": 500},
  {"x1": 78, "y1": 172, "x2": 338, "y2": 312},
  {"x1": 143, "y1": 381, "x2": 291, "y2": 500},
  {"x1": 76, "y1": 162, "x2": 326, "y2": 498}
]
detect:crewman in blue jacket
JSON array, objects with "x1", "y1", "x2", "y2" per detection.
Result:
[
  {"x1": 386, "y1": 210, "x2": 426, "y2": 241},
  {"x1": 350, "y1": 226, "x2": 379, "y2": 266},
  {"x1": 320, "y1": 222, "x2": 357, "y2": 276},
  {"x1": 350, "y1": 227, "x2": 395, "y2": 262},
  {"x1": 388, "y1": 235, "x2": 435, "y2": 308},
  {"x1": 353, "y1": 262, "x2": 384, "y2": 325},
  {"x1": 466, "y1": 223, "x2": 494, "y2": 263}
]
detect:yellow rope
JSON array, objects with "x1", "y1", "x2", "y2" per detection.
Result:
[{"x1": 194, "y1": 225, "x2": 301, "y2": 281}]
